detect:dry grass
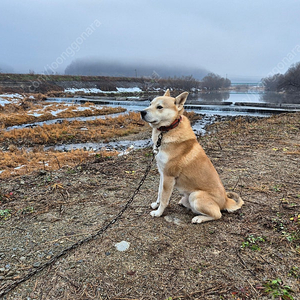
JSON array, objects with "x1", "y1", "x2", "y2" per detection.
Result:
[
  {"x1": 0, "y1": 99, "x2": 126, "y2": 128},
  {"x1": 1, "y1": 112, "x2": 148, "y2": 147},
  {"x1": 0, "y1": 148, "x2": 118, "y2": 179},
  {"x1": 0, "y1": 112, "x2": 300, "y2": 299},
  {"x1": 0, "y1": 111, "x2": 149, "y2": 178}
]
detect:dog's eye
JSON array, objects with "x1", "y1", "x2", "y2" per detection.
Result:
[{"x1": 157, "y1": 105, "x2": 163, "y2": 109}]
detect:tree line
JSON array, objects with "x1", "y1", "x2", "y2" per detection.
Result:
[
  {"x1": 262, "y1": 62, "x2": 300, "y2": 92},
  {"x1": 149, "y1": 73, "x2": 231, "y2": 91},
  {"x1": 64, "y1": 59, "x2": 231, "y2": 91}
]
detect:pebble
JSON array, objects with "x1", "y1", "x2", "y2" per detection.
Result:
[
  {"x1": 20, "y1": 256, "x2": 26, "y2": 262},
  {"x1": 164, "y1": 215, "x2": 186, "y2": 226},
  {"x1": 6, "y1": 270, "x2": 15, "y2": 276},
  {"x1": 115, "y1": 241, "x2": 130, "y2": 252},
  {"x1": 0, "y1": 268, "x2": 5, "y2": 273},
  {"x1": 37, "y1": 213, "x2": 61, "y2": 222},
  {"x1": 33, "y1": 262, "x2": 41, "y2": 268}
]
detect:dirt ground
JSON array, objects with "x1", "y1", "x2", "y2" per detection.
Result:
[{"x1": 0, "y1": 112, "x2": 300, "y2": 300}]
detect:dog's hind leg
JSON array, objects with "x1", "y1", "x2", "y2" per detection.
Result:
[
  {"x1": 188, "y1": 191, "x2": 222, "y2": 224},
  {"x1": 178, "y1": 193, "x2": 191, "y2": 209}
]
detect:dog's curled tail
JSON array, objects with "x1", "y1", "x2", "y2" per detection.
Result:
[{"x1": 224, "y1": 191, "x2": 244, "y2": 212}]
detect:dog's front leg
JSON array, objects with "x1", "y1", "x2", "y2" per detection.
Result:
[
  {"x1": 150, "y1": 175, "x2": 175, "y2": 217},
  {"x1": 151, "y1": 172, "x2": 164, "y2": 209}
]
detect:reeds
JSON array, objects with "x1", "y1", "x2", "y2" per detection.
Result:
[
  {"x1": 0, "y1": 148, "x2": 118, "y2": 179},
  {"x1": 0, "y1": 108, "x2": 149, "y2": 178},
  {"x1": 0, "y1": 99, "x2": 126, "y2": 127},
  {"x1": 1, "y1": 112, "x2": 148, "y2": 146}
]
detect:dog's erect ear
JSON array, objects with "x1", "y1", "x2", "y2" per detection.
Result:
[
  {"x1": 175, "y1": 92, "x2": 189, "y2": 111},
  {"x1": 164, "y1": 89, "x2": 171, "y2": 97}
]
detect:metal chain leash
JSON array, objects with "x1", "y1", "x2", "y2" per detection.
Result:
[{"x1": 0, "y1": 148, "x2": 159, "y2": 298}]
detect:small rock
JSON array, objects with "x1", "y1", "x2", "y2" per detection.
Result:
[
  {"x1": 33, "y1": 262, "x2": 41, "y2": 268},
  {"x1": 20, "y1": 180, "x2": 25, "y2": 185},
  {"x1": 37, "y1": 213, "x2": 61, "y2": 222},
  {"x1": 0, "y1": 268, "x2": 5, "y2": 273},
  {"x1": 164, "y1": 215, "x2": 186, "y2": 226},
  {"x1": 115, "y1": 241, "x2": 130, "y2": 252},
  {"x1": 20, "y1": 256, "x2": 26, "y2": 262},
  {"x1": 6, "y1": 270, "x2": 16, "y2": 277}
]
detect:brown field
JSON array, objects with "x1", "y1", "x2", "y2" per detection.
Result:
[
  {"x1": 0, "y1": 92, "x2": 300, "y2": 300},
  {"x1": 0, "y1": 94, "x2": 148, "y2": 178},
  {"x1": 0, "y1": 96, "x2": 126, "y2": 128},
  {"x1": 0, "y1": 93, "x2": 299, "y2": 299}
]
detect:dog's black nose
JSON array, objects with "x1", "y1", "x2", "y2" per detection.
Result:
[{"x1": 140, "y1": 111, "x2": 147, "y2": 119}]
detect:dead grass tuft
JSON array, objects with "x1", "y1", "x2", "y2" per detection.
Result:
[
  {"x1": 1, "y1": 112, "x2": 149, "y2": 147},
  {"x1": 0, "y1": 148, "x2": 118, "y2": 179},
  {"x1": 0, "y1": 100, "x2": 126, "y2": 127}
]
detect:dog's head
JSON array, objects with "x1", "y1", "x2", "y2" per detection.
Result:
[{"x1": 140, "y1": 89, "x2": 189, "y2": 128}]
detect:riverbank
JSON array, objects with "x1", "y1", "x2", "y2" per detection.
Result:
[{"x1": 0, "y1": 111, "x2": 299, "y2": 299}]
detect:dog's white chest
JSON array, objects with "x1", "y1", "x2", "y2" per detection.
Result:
[{"x1": 156, "y1": 150, "x2": 169, "y2": 171}]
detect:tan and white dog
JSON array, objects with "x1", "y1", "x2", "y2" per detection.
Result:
[{"x1": 140, "y1": 89, "x2": 244, "y2": 223}]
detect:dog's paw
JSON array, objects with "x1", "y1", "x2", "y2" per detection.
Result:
[
  {"x1": 151, "y1": 202, "x2": 159, "y2": 209},
  {"x1": 192, "y1": 216, "x2": 204, "y2": 224},
  {"x1": 192, "y1": 215, "x2": 215, "y2": 224},
  {"x1": 150, "y1": 210, "x2": 162, "y2": 217}
]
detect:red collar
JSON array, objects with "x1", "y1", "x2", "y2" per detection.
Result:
[{"x1": 158, "y1": 116, "x2": 182, "y2": 132}]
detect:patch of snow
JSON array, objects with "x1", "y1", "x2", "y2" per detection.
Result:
[
  {"x1": 65, "y1": 88, "x2": 104, "y2": 94},
  {"x1": 64, "y1": 87, "x2": 142, "y2": 94},
  {"x1": 72, "y1": 106, "x2": 96, "y2": 112},
  {"x1": 0, "y1": 93, "x2": 24, "y2": 99},
  {"x1": 116, "y1": 87, "x2": 142, "y2": 93},
  {"x1": 28, "y1": 113, "x2": 43, "y2": 117},
  {"x1": 0, "y1": 98, "x2": 10, "y2": 105},
  {"x1": 14, "y1": 165, "x2": 26, "y2": 170},
  {"x1": 49, "y1": 108, "x2": 68, "y2": 116}
]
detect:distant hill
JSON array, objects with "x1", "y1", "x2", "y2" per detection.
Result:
[{"x1": 64, "y1": 58, "x2": 208, "y2": 80}]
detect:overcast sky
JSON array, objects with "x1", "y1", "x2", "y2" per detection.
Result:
[{"x1": 1, "y1": 0, "x2": 300, "y2": 81}]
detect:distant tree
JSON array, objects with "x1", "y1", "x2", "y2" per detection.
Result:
[
  {"x1": 261, "y1": 73, "x2": 284, "y2": 91},
  {"x1": 201, "y1": 73, "x2": 231, "y2": 90},
  {"x1": 163, "y1": 75, "x2": 200, "y2": 91},
  {"x1": 280, "y1": 62, "x2": 300, "y2": 92},
  {"x1": 262, "y1": 62, "x2": 300, "y2": 92},
  {"x1": 223, "y1": 77, "x2": 231, "y2": 88}
]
